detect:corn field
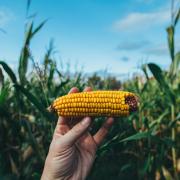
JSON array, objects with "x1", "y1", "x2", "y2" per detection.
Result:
[{"x1": 0, "y1": 2, "x2": 180, "y2": 180}]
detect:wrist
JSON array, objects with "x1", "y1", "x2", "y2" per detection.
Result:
[{"x1": 41, "y1": 156, "x2": 54, "y2": 180}]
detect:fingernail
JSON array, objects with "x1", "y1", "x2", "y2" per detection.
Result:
[
  {"x1": 84, "y1": 86, "x2": 92, "y2": 91},
  {"x1": 81, "y1": 117, "x2": 91, "y2": 126},
  {"x1": 68, "y1": 87, "x2": 78, "y2": 94}
]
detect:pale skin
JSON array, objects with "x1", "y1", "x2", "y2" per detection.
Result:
[{"x1": 41, "y1": 87, "x2": 114, "y2": 180}]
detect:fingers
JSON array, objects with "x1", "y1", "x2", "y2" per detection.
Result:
[
  {"x1": 69, "y1": 86, "x2": 92, "y2": 93},
  {"x1": 83, "y1": 86, "x2": 92, "y2": 92},
  {"x1": 93, "y1": 117, "x2": 114, "y2": 146},
  {"x1": 57, "y1": 116, "x2": 67, "y2": 125},
  {"x1": 62, "y1": 117, "x2": 92, "y2": 146},
  {"x1": 68, "y1": 87, "x2": 79, "y2": 94},
  {"x1": 53, "y1": 117, "x2": 70, "y2": 139}
]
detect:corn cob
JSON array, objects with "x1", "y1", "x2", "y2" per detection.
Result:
[{"x1": 49, "y1": 90, "x2": 138, "y2": 117}]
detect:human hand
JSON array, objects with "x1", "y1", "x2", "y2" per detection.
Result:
[{"x1": 41, "y1": 87, "x2": 114, "y2": 180}]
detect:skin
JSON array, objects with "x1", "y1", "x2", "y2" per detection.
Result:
[{"x1": 41, "y1": 87, "x2": 114, "y2": 180}]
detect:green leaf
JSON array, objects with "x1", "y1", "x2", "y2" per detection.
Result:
[
  {"x1": 160, "y1": 137, "x2": 176, "y2": 148},
  {"x1": 148, "y1": 63, "x2": 175, "y2": 104},
  {"x1": 141, "y1": 64, "x2": 149, "y2": 80},
  {"x1": 0, "y1": 67, "x2": 4, "y2": 86},
  {"x1": 14, "y1": 84, "x2": 50, "y2": 118},
  {"x1": 175, "y1": 112, "x2": 180, "y2": 121},
  {"x1": 43, "y1": 40, "x2": 55, "y2": 73},
  {"x1": 120, "y1": 164, "x2": 132, "y2": 172},
  {"x1": 47, "y1": 63, "x2": 56, "y2": 89},
  {"x1": 32, "y1": 173, "x2": 41, "y2": 180},
  {"x1": 139, "y1": 155, "x2": 152, "y2": 177},
  {"x1": 0, "y1": 174, "x2": 18, "y2": 180},
  {"x1": 26, "y1": 0, "x2": 32, "y2": 17},
  {"x1": 0, "y1": 87, "x2": 9, "y2": 106},
  {"x1": 54, "y1": 79, "x2": 69, "y2": 97},
  {"x1": 21, "y1": 119, "x2": 44, "y2": 163},
  {"x1": 168, "y1": 112, "x2": 180, "y2": 127},
  {"x1": 18, "y1": 22, "x2": 33, "y2": 84},
  {"x1": 149, "y1": 110, "x2": 169, "y2": 128},
  {"x1": 0, "y1": 61, "x2": 17, "y2": 84},
  {"x1": 120, "y1": 131, "x2": 151, "y2": 142},
  {"x1": 174, "y1": 9, "x2": 180, "y2": 26},
  {"x1": 55, "y1": 69, "x2": 63, "y2": 79},
  {"x1": 148, "y1": 63, "x2": 164, "y2": 85},
  {"x1": 18, "y1": 20, "x2": 46, "y2": 84},
  {"x1": 166, "y1": 26, "x2": 174, "y2": 61},
  {"x1": 31, "y1": 20, "x2": 47, "y2": 38}
]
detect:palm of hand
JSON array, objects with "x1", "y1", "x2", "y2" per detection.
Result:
[{"x1": 48, "y1": 121, "x2": 97, "y2": 180}]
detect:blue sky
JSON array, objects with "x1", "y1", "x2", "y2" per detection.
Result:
[{"x1": 0, "y1": 0, "x2": 180, "y2": 76}]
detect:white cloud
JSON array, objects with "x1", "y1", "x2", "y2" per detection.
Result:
[
  {"x1": 0, "y1": 8, "x2": 14, "y2": 28},
  {"x1": 113, "y1": 10, "x2": 170, "y2": 31}
]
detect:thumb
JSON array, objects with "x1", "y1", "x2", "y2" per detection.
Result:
[{"x1": 62, "y1": 117, "x2": 91, "y2": 146}]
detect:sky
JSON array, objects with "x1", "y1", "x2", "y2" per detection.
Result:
[{"x1": 0, "y1": 0, "x2": 180, "y2": 77}]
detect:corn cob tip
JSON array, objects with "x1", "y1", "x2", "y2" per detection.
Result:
[{"x1": 125, "y1": 95, "x2": 138, "y2": 112}]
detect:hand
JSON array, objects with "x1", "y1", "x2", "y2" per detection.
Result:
[{"x1": 41, "y1": 87, "x2": 114, "y2": 180}]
